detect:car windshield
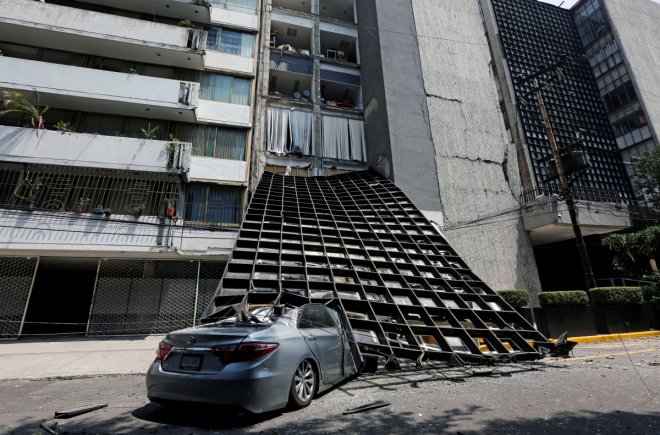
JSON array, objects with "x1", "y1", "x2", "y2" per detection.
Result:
[{"x1": 206, "y1": 306, "x2": 277, "y2": 327}]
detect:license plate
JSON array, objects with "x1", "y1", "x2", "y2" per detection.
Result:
[{"x1": 180, "y1": 355, "x2": 202, "y2": 371}]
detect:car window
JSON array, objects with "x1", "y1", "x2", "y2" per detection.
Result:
[{"x1": 298, "y1": 305, "x2": 336, "y2": 329}]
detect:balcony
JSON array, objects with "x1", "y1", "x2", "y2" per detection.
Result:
[
  {"x1": 0, "y1": 57, "x2": 198, "y2": 123},
  {"x1": 0, "y1": 0, "x2": 207, "y2": 70},
  {"x1": 269, "y1": 53, "x2": 314, "y2": 103},
  {"x1": 76, "y1": 0, "x2": 214, "y2": 23},
  {"x1": 320, "y1": 65, "x2": 362, "y2": 110},
  {"x1": 0, "y1": 126, "x2": 191, "y2": 176},
  {"x1": 521, "y1": 187, "x2": 631, "y2": 245}
]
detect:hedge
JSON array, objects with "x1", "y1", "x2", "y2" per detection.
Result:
[
  {"x1": 497, "y1": 290, "x2": 529, "y2": 309},
  {"x1": 538, "y1": 291, "x2": 589, "y2": 307},
  {"x1": 642, "y1": 285, "x2": 660, "y2": 303},
  {"x1": 653, "y1": 296, "x2": 660, "y2": 310},
  {"x1": 589, "y1": 287, "x2": 643, "y2": 305}
]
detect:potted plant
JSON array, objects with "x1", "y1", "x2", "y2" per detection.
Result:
[
  {"x1": 164, "y1": 197, "x2": 177, "y2": 218},
  {"x1": 166, "y1": 135, "x2": 180, "y2": 169},
  {"x1": 0, "y1": 91, "x2": 49, "y2": 130},
  {"x1": 132, "y1": 204, "x2": 145, "y2": 219},
  {"x1": 589, "y1": 287, "x2": 648, "y2": 334},
  {"x1": 55, "y1": 120, "x2": 71, "y2": 133},
  {"x1": 104, "y1": 208, "x2": 112, "y2": 218},
  {"x1": 537, "y1": 290, "x2": 595, "y2": 338},
  {"x1": 12, "y1": 176, "x2": 42, "y2": 209},
  {"x1": 92, "y1": 205, "x2": 105, "y2": 215},
  {"x1": 73, "y1": 197, "x2": 91, "y2": 214}
]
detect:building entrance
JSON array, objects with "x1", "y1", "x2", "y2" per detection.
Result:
[{"x1": 22, "y1": 258, "x2": 99, "y2": 335}]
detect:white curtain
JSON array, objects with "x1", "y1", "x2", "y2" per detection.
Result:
[
  {"x1": 291, "y1": 111, "x2": 313, "y2": 155},
  {"x1": 322, "y1": 116, "x2": 350, "y2": 160},
  {"x1": 348, "y1": 119, "x2": 367, "y2": 161},
  {"x1": 267, "y1": 108, "x2": 290, "y2": 154}
]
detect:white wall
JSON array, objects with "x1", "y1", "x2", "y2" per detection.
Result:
[
  {"x1": 211, "y1": 7, "x2": 259, "y2": 30},
  {"x1": 412, "y1": 0, "x2": 542, "y2": 297},
  {"x1": 189, "y1": 156, "x2": 248, "y2": 184},
  {"x1": 196, "y1": 100, "x2": 252, "y2": 127},
  {"x1": 0, "y1": 57, "x2": 196, "y2": 110},
  {"x1": 0, "y1": 126, "x2": 191, "y2": 174},
  {"x1": 205, "y1": 51, "x2": 255, "y2": 76}
]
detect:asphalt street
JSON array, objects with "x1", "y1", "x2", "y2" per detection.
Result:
[{"x1": 1, "y1": 338, "x2": 659, "y2": 435}]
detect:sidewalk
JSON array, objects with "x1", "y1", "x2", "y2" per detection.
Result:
[{"x1": 0, "y1": 335, "x2": 163, "y2": 380}]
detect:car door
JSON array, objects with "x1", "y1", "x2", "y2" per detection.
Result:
[{"x1": 298, "y1": 304, "x2": 344, "y2": 383}]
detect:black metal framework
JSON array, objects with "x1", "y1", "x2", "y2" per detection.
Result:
[
  {"x1": 490, "y1": 0, "x2": 632, "y2": 201},
  {"x1": 203, "y1": 171, "x2": 551, "y2": 364}
]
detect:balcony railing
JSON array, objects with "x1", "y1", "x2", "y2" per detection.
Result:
[
  {"x1": 0, "y1": 167, "x2": 180, "y2": 218},
  {"x1": 520, "y1": 185, "x2": 632, "y2": 205}
]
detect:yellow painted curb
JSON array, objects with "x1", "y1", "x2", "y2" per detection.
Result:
[{"x1": 551, "y1": 330, "x2": 660, "y2": 344}]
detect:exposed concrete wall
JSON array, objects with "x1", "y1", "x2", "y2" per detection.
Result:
[
  {"x1": 411, "y1": 0, "x2": 542, "y2": 298},
  {"x1": 357, "y1": 0, "x2": 443, "y2": 213},
  {"x1": 604, "y1": 0, "x2": 660, "y2": 148}
]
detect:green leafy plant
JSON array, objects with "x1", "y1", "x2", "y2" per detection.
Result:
[
  {"x1": 652, "y1": 296, "x2": 660, "y2": 310},
  {"x1": 631, "y1": 147, "x2": 660, "y2": 208},
  {"x1": 496, "y1": 289, "x2": 529, "y2": 309},
  {"x1": 0, "y1": 91, "x2": 49, "y2": 129},
  {"x1": 141, "y1": 123, "x2": 160, "y2": 140},
  {"x1": 179, "y1": 19, "x2": 195, "y2": 28},
  {"x1": 55, "y1": 120, "x2": 71, "y2": 133},
  {"x1": 589, "y1": 287, "x2": 643, "y2": 305},
  {"x1": 77, "y1": 197, "x2": 91, "y2": 206},
  {"x1": 602, "y1": 225, "x2": 660, "y2": 277},
  {"x1": 642, "y1": 285, "x2": 660, "y2": 303},
  {"x1": 13, "y1": 176, "x2": 43, "y2": 205},
  {"x1": 538, "y1": 291, "x2": 589, "y2": 307},
  {"x1": 131, "y1": 204, "x2": 145, "y2": 216}
]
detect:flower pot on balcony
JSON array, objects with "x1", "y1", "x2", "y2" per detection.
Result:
[
  {"x1": 73, "y1": 203, "x2": 86, "y2": 214},
  {"x1": 103, "y1": 209, "x2": 112, "y2": 218},
  {"x1": 166, "y1": 207, "x2": 176, "y2": 218},
  {"x1": 132, "y1": 211, "x2": 142, "y2": 219},
  {"x1": 92, "y1": 207, "x2": 105, "y2": 215}
]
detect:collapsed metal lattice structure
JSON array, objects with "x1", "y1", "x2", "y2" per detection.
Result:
[{"x1": 203, "y1": 171, "x2": 552, "y2": 365}]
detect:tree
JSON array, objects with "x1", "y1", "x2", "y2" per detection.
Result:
[
  {"x1": 602, "y1": 225, "x2": 660, "y2": 277},
  {"x1": 0, "y1": 91, "x2": 49, "y2": 129},
  {"x1": 632, "y1": 147, "x2": 660, "y2": 207}
]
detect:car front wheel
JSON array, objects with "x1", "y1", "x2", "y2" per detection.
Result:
[{"x1": 289, "y1": 359, "x2": 317, "y2": 408}]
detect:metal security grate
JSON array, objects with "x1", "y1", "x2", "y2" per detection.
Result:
[
  {"x1": 203, "y1": 171, "x2": 552, "y2": 364},
  {"x1": 0, "y1": 257, "x2": 38, "y2": 339},
  {"x1": 87, "y1": 259, "x2": 224, "y2": 335}
]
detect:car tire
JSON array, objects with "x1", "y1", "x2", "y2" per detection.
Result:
[{"x1": 289, "y1": 359, "x2": 317, "y2": 408}]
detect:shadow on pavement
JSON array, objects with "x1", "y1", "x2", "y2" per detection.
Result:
[{"x1": 132, "y1": 402, "x2": 283, "y2": 429}]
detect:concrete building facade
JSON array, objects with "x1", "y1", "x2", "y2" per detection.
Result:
[
  {"x1": 1, "y1": 0, "x2": 658, "y2": 338},
  {"x1": 0, "y1": 0, "x2": 261, "y2": 338}
]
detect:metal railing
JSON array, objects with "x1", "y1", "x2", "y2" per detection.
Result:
[
  {"x1": 0, "y1": 167, "x2": 180, "y2": 217},
  {"x1": 521, "y1": 185, "x2": 630, "y2": 205}
]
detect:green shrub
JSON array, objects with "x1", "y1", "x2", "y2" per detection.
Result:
[
  {"x1": 589, "y1": 287, "x2": 643, "y2": 305},
  {"x1": 653, "y1": 296, "x2": 660, "y2": 310},
  {"x1": 538, "y1": 291, "x2": 589, "y2": 307},
  {"x1": 497, "y1": 289, "x2": 529, "y2": 309},
  {"x1": 642, "y1": 285, "x2": 660, "y2": 303}
]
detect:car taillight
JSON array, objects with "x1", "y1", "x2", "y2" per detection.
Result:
[
  {"x1": 156, "y1": 341, "x2": 173, "y2": 360},
  {"x1": 212, "y1": 342, "x2": 279, "y2": 364}
]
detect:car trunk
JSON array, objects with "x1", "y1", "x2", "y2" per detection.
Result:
[{"x1": 161, "y1": 324, "x2": 272, "y2": 375}]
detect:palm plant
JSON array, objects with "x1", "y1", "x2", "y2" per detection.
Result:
[{"x1": 0, "y1": 91, "x2": 49, "y2": 130}]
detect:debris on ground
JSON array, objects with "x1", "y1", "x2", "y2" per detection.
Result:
[
  {"x1": 343, "y1": 400, "x2": 391, "y2": 415},
  {"x1": 54, "y1": 403, "x2": 108, "y2": 419},
  {"x1": 40, "y1": 420, "x2": 67, "y2": 435}
]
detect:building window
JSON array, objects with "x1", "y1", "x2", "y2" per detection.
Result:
[
  {"x1": 185, "y1": 185, "x2": 243, "y2": 226},
  {"x1": 266, "y1": 107, "x2": 313, "y2": 155},
  {"x1": 176, "y1": 124, "x2": 247, "y2": 160},
  {"x1": 206, "y1": 27, "x2": 255, "y2": 57},
  {"x1": 322, "y1": 115, "x2": 366, "y2": 161},
  {"x1": 200, "y1": 73, "x2": 251, "y2": 105}
]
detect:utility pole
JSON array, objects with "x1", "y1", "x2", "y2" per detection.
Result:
[{"x1": 520, "y1": 57, "x2": 597, "y2": 290}]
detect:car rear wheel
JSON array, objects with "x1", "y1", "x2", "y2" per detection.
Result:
[{"x1": 289, "y1": 359, "x2": 317, "y2": 408}]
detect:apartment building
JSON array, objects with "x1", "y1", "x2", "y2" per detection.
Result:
[
  {"x1": 573, "y1": 0, "x2": 660, "y2": 184},
  {"x1": 0, "y1": 0, "x2": 261, "y2": 338}
]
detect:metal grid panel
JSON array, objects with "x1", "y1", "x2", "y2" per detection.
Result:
[
  {"x1": 0, "y1": 257, "x2": 38, "y2": 339},
  {"x1": 203, "y1": 171, "x2": 552, "y2": 363},
  {"x1": 88, "y1": 259, "x2": 200, "y2": 335}
]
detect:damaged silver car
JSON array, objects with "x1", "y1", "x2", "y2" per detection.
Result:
[{"x1": 146, "y1": 304, "x2": 357, "y2": 413}]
